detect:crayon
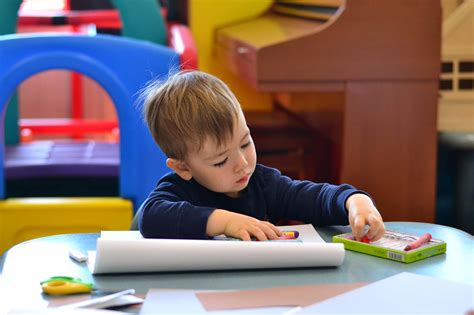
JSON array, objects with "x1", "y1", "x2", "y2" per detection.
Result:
[
  {"x1": 257, "y1": 235, "x2": 299, "y2": 241},
  {"x1": 282, "y1": 231, "x2": 299, "y2": 239},
  {"x1": 404, "y1": 233, "x2": 432, "y2": 251},
  {"x1": 361, "y1": 235, "x2": 371, "y2": 243},
  {"x1": 213, "y1": 234, "x2": 299, "y2": 241},
  {"x1": 348, "y1": 235, "x2": 370, "y2": 243},
  {"x1": 277, "y1": 235, "x2": 295, "y2": 240},
  {"x1": 266, "y1": 239, "x2": 303, "y2": 243}
]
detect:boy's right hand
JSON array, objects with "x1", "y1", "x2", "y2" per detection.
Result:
[{"x1": 206, "y1": 209, "x2": 282, "y2": 241}]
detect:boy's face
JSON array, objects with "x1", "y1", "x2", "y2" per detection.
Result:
[{"x1": 180, "y1": 111, "x2": 257, "y2": 197}]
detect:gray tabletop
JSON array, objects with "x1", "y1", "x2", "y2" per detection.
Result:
[{"x1": 0, "y1": 222, "x2": 472, "y2": 308}]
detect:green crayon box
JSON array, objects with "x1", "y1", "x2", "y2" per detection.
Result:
[{"x1": 333, "y1": 231, "x2": 447, "y2": 263}]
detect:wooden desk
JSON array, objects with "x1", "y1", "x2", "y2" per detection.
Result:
[{"x1": 0, "y1": 222, "x2": 472, "y2": 311}]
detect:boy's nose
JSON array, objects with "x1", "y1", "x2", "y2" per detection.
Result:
[{"x1": 234, "y1": 151, "x2": 249, "y2": 173}]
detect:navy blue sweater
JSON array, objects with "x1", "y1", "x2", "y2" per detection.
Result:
[{"x1": 139, "y1": 164, "x2": 362, "y2": 239}]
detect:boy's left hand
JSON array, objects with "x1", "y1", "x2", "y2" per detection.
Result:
[{"x1": 346, "y1": 193, "x2": 385, "y2": 242}]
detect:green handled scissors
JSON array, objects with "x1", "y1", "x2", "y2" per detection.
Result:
[{"x1": 40, "y1": 276, "x2": 93, "y2": 295}]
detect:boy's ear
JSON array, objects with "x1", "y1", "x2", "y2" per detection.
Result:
[{"x1": 166, "y1": 158, "x2": 193, "y2": 181}]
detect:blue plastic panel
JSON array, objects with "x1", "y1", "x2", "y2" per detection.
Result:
[{"x1": 0, "y1": 34, "x2": 180, "y2": 211}]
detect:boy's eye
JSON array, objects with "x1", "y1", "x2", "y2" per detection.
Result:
[
  {"x1": 213, "y1": 158, "x2": 228, "y2": 168},
  {"x1": 241, "y1": 141, "x2": 252, "y2": 148}
]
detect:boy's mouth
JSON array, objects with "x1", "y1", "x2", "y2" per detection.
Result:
[{"x1": 236, "y1": 175, "x2": 249, "y2": 184}]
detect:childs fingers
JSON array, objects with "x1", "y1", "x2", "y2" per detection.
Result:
[
  {"x1": 237, "y1": 230, "x2": 252, "y2": 241},
  {"x1": 247, "y1": 223, "x2": 280, "y2": 241},
  {"x1": 351, "y1": 216, "x2": 366, "y2": 241},
  {"x1": 248, "y1": 226, "x2": 269, "y2": 241},
  {"x1": 366, "y1": 216, "x2": 386, "y2": 241},
  {"x1": 262, "y1": 222, "x2": 282, "y2": 237},
  {"x1": 234, "y1": 221, "x2": 282, "y2": 241},
  {"x1": 259, "y1": 223, "x2": 281, "y2": 240}
]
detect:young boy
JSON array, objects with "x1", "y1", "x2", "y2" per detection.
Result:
[{"x1": 139, "y1": 71, "x2": 385, "y2": 242}]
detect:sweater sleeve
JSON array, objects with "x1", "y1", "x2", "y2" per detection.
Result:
[
  {"x1": 138, "y1": 175, "x2": 215, "y2": 239},
  {"x1": 260, "y1": 166, "x2": 364, "y2": 226}
]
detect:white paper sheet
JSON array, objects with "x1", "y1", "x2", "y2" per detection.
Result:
[
  {"x1": 57, "y1": 289, "x2": 142, "y2": 309},
  {"x1": 295, "y1": 272, "x2": 474, "y2": 314},
  {"x1": 89, "y1": 224, "x2": 344, "y2": 274}
]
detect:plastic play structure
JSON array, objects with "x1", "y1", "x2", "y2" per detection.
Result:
[
  {"x1": 2, "y1": 0, "x2": 197, "y2": 189},
  {"x1": 4, "y1": 0, "x2": 197, "y2": 142},
  {"x1": 0, "y1": 34, "x2": 179, "y2": 253}
]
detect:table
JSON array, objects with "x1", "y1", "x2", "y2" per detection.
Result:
[{"x1": 0, "y1": 222, "x2": 472, "y2": 310}]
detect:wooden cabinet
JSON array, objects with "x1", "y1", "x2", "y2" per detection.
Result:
[{"x1": 215, "y1": 0, "x2": 442, "y2": 222}]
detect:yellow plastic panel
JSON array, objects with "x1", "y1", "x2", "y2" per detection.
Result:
[
  {"x1": 0, "y1": 197, "x2": 133, "y2": 254},
  {"x1": 189, "y1": 0, "x2": 274, "y2": 110}
]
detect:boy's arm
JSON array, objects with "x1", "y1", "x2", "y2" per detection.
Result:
[
  {"x1": 261, "y1": 166, "x2": 385, "y2": 237},
  {"x1": 207, "y1": 209, "x2": 282, "y2": 241},
  {"x1": 139, "y1": 174, "x2": 282, "y2": 240},
  {"x1": 139, "y1": 176, "x2": 215, "y2": 239},
  {"x1": 140, "y1": 196, "x2": 214, "y2": 239},
  {"x1": 266, "y1": 176, "x2": 356, "y2": 226}
]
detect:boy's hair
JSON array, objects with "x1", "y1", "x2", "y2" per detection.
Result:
[{"x1": 142, "y1": 71, "x2": 242, "y2": 161}]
